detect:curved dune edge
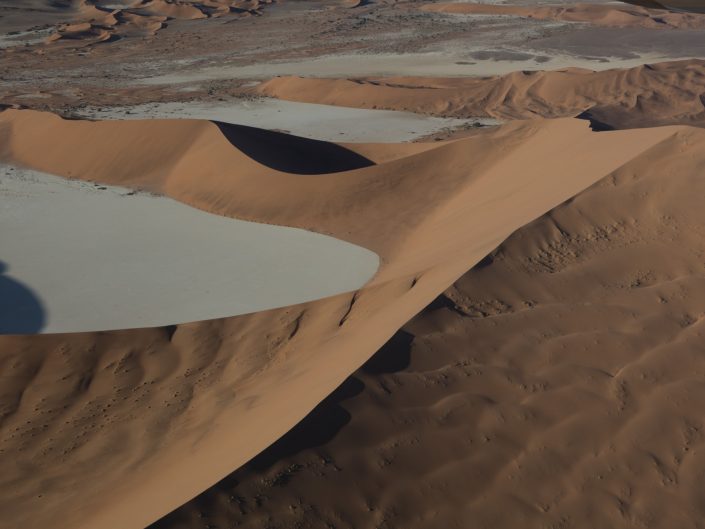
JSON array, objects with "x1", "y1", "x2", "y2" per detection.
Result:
[
  {"x1": 0, "y1": 109, "x2": 691, "y2": 529},
  {"x1": 421, "y1": 2, "x2": 705, "y2": 29},
  {"x1": 253, "y1": 59, "x2": 705, "y2": 129}
]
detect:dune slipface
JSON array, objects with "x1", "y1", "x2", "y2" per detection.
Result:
[{"x1": 0, "y1": 108, "x2": 693, "y2": 529}]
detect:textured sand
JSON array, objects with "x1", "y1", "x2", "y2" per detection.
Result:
[{"x1": 0, "y1": 109, "x2": 687, "y2": 529}]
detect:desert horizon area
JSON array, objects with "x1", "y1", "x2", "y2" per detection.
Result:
[{"x1": 2, "y1": 1, "x2": 705, "y2": 529}]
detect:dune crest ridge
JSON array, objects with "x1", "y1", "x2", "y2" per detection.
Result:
[{"x1": 0, "y1": 109, "x2": 694, "y2": 529}]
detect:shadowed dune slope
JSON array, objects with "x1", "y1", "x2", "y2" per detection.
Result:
[
  {"x1": 152, "y1": 119, "x2": 705, "y2": 529},
  {"x1": 254, "y1": 59, "x2": 705, "y2": 129},
  {"x1": 0, "y1": 109, "x2": 695, "y2": 529},
  {"x1": 211, "y1": 121, "x2": 374, "y2": 174}
]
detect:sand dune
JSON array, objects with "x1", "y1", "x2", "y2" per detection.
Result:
[
  {"x1": 422, "y1": 2, "x2": 705, "y2": 29},
  {"x1": 152, "y1": 112, "x2": 705, "y2": 529},
  {"x1": 254, "y1": 59, "x2": 705, "y2": 129},
  {"x1": 0, "y1": 108, "x2": 692, "y2": 529}
]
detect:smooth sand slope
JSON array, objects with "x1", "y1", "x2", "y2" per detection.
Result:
[
  {"x1": 0, "y1": 108, "x2": 693, "y2": 529},
  {"x1": 0, "y1": 165, "x2": 378, "y2": 334},
  {"x1": 254, "y1": 59, "x2": 705, "y2": 129},
  {"x1": 154, "y1": 116, "x2": 705, "y2": 529}
]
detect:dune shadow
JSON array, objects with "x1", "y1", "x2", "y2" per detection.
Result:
[
  {"x1": 148, "y1": 328, "x2": 417, "y2": 528},
  {"x1": 361, "y1": 329, "x2": 414, "y2": 374},
  {"x1": 0, "y1": 261, "x2": 46, "y2": 335},
  {"x1": 245, "y1": 375, "x2": 365, "y2": 472},
  {"x1": 212, "y1": 121, "x2": 375, "y2": 175},
  {"x1": 576, "y1": 109, "x2": 616, "y2": 132}
]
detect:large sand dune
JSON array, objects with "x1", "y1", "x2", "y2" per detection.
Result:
[
  {"x1": 152, "y1": 109, "x2": 705, "y2": 529},
  {"x1": 0, "y1": 108, "x2": 696, "y2": 529}
]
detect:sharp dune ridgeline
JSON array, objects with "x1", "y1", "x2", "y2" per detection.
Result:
[{"x1": 0, "y1": 108, "x2": 697, "y2": 529}]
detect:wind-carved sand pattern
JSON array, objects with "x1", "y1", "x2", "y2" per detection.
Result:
[{"x1": 0, "y1": 164, "x2": 379, "y2": 334}]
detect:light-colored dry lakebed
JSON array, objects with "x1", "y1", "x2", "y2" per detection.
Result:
[{"x1": 0, "y1": 164, "x2": 378, "y2": 334}]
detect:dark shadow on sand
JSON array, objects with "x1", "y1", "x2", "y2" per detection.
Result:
[
  {"x1": 361, "y1": 329, "x2": 414, "y2": 374},
  {"x1": 212, "y1": 121, "x2": 375, "y2": 175},
  {"x1": 576, "y1": 109, "x2": 616, "y2": 132},
  {"x1": 0, "y1": 261, "x2": 46, "y2": 335}
]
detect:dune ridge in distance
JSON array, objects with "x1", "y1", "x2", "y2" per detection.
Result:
[{"x1": 253, "y1": 59, "x2": 705, "y2": 130}]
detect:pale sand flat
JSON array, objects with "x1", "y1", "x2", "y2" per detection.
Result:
[{"x1": 0, "y1": 165, "x2": 378, "y2": 334}]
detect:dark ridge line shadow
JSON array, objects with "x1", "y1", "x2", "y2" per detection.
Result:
[
  {"x1": 148, "y1": 328, "x2": 416, "y2": 528},
  {"x1": 245, "y1": 375, "x2": 365, "y2": 473},
  {"x1": 361, "y1": 329, "x2": 413, "y2": 374},
  {"x1": 212, "y1": 121, "x2": 375, "y2": 175},
  {"x1": 0, "y1": 260, "x2": 46, "y2": 335},
  {"x1": 576, "y1": 109, "x2": 616, "y2": 132}
]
